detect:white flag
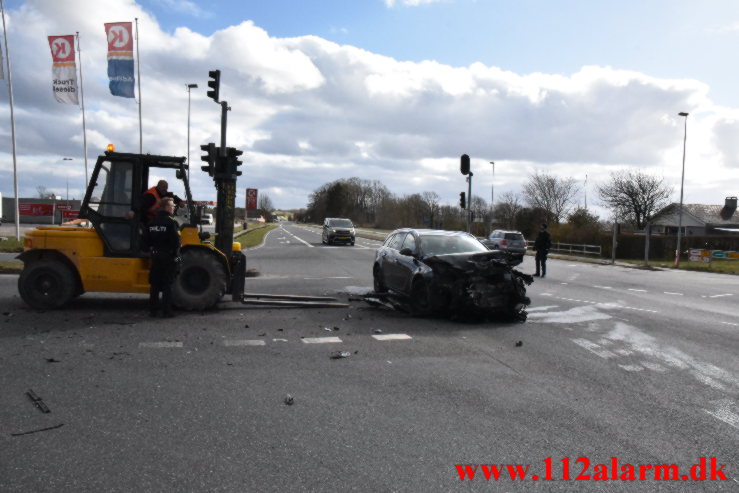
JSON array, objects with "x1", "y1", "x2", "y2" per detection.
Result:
[{"x1": 48, "y1": 35, "x2": 78, "y2": 104}]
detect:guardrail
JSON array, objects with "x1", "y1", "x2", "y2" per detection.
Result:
[{"x1": 528, "y1": 241, "x2": 602, "y2": 256}]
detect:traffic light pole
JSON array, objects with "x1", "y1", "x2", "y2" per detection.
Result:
[{"x1": 220, "y1": 100, "x2": 229, "y2": 157}]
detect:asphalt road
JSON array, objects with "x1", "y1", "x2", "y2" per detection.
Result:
[{"x1": 0, "y1": 222, "x2": 737, "y2": 492}]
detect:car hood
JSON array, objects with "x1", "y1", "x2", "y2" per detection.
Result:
[{"x1": 422, "y1": 250, "x2": 509, "y2": 274}]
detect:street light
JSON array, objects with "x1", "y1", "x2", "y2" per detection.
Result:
[
  {"x1": 62, "y1": 157, "x2": 73, "y2": 201},
  {"x1": 186, "y1": 83, "x2": 198, "y2": 181},
  {"x1": 675, "y1": 112, "x2": 689, "y2": 267}
]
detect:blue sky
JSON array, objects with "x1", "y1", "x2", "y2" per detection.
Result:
[
  {"x1": 140, "y1": 0, "x2": 739, "y2": 107},
  {"x1": 1, "y1": 0, "x2": 738, "y2": 215}
]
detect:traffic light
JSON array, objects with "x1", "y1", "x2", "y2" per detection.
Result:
[
  {"x1": 460, "y1": 154, "x2": 470, "y2": 175},
  {"x1": 227, "y1": 147, "x2": 243, "y2": 176},
  {"x1": 459, "y1": 192, "x2": 466, "y2": 209},
  {"x1": 207, "y1": 69, "x2": 220, "y2": 103},
  {"x1": 200, "y1": 142, "x2": 217, "y2": 176}
]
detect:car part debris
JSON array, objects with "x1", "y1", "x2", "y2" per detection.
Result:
[
  {"x1": 330, "y1": 351, "x2": 352, "y2": 359},
  {"x1": 515, "y1": 341, "x2": 523, "y2": 347},
  {"x1": 284, "y1": 394, "x2": 294, "y2": 405},
  {"x1": 11, "y1": 423, "x2": 64, "y2": 437},
  {"x1": 241, "y1": 293, "x2": 348, "y2": 308},
  {"x1": 26, "y1": 389, "x2": 51, "y2": 414},
  {"x1": 45, "y1": 358, "x2": 61, "y2": 363},
  {"x1": 373, "y1": 329, "x2": 383, "y2": 334}
]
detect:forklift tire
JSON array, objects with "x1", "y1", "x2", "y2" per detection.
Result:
[
  {"x1": 18, "y1": 259, "x2": 76, "y2": 309},
  {"x1": 172, "y1": 249, "x2": 227, "y2": 310}
]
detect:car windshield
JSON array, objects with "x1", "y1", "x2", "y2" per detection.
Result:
[
  {"x1": 419, "y1": 234, "x2": 488, "y2": 257},
  {"x1": 329, "y1": 219, "x2": 353, "y2": 228}
]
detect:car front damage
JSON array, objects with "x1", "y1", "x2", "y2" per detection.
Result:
[{"x1": 424, "y1": 251, "x2": 533, "y2": 321}]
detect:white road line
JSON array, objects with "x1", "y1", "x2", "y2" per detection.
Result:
[
  {"x1": 223, "y1": 339, "x2": 265, "y2": 347},
  {"x1": 281, "y1": 227, "x2": 314, "y2": 248},
  {"x1": 571, "y1": 338, "x2": 617, "y2": 359},
  {"x1": 139, "y1": 341, "x2": 183, "y2": 348},
  {"x1": 721, "y1": 322, "x2": 739, "y2": 327},
  {"x1": 709, "y1": 293, "x2": 734, "y2": 298},
  {"x1": 372, "y1": 333, "x2": 412, "y2": 341},
  {"x1": 618, "y1": 364, "x2": 644, "y2": 372},
  {"x1": 593, "y1": 285, "x2": 612, "y2": 289},
  {"x1": 705, "y1": 400, "x2": 739, "y2": 431},
  {"x1": 663, "y1": 292, "x2": 683, "y2": 296},
  {"x1": 628, "y1": 288, "x2": 647, "y2": 293},
  {"x1": 273, "y1": 338, "x2": 288, "y2": 342},
  {"x1": 302, "y1": 336, "x2": 342, "y2": 344}
]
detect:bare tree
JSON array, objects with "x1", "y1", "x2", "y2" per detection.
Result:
[
  {"x1": 36, "y1": 186, "x2": 56, "y2": 199},
  {"x1": 493, "y1": 191, "x2": 524, "y2": 229},
  {"x1": 522, "y1": 171, "x2": 579, "y2": 224},
  {"x1": 421, "y1": 191, "x2": 440, "y2": 227},
  {"x1": 258, "y1": 193, "x2": 275, "y2": 220},
  {"x1": 597, "y1": 170, "x2": 672, "y2": 229}
]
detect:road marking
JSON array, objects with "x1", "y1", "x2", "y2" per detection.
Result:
[
  {"x1": 721, "y1": 322, "x2": 739, "y2": 327},
  {"x1": 572, "y1": 338, "x2": 617, "y2": 359},
  {"x1": 372, "y1": 333, "x2": 412, "y2": 341},
  {"x1": 223, "y1": 339, "x2": 265, "y2": 347},
  {"x1": 593, "y1": 285, "x2": 612, "y2": 289},
  {"x1": 641, "y1": 361, "x2": 667, "y2": 372},
  {"x1": 705, "y1": 400, "x2": 739, "y2": 431},
  {"x1": 618, "y1": 364, "x2": 644, "y2": 372},
  {"x1": 273, "y1": 338, "x2": 288, "y2": 342},
  {"x1": 709, "y1": 293, "x2": 734, "y2": 298},
  {"x1": 560, "y1": 282, "x2": 568, "y2": 285},
  {"x1": 526, "y1": 305, "x2": 559, "y2": 312},
  {"x1": 139, "y1": 341, "x2": 183, "y2": 348},
  {"x1": 628, "y1": 288, "x2": 647, "y2": 293},
  {"x1": 663, "y1": 292, "x2": 683, "y2": 296},
  {"x1": 302, "y1": 336, "x2": 342, "y2": 344},
  {"x1": 281, "y1": 227, "x2": 314, "y2": 248}
]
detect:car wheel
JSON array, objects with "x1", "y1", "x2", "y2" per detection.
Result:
[
  {"x1": 373, "y1": 265, "x2": 387, "y2": 293},
  {"x1": 172, "y1": 249, "x2": 227, "y2": 310},
  {"x1": 410, "y1": 278, "x2": 432, "y2": 316},
  {"x1": 18, "y1": 259, "x2": 76, "y2": 309}
]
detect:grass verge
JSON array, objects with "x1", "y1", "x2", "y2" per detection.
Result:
[
  {"x1": 0, "y1": 237, "x2": 23, "y2": 253},
  {"x1": 0, "y1": 260, "x2": 22, "y2": 274},
  {"x1": 235, "y1": 224, "x2": 279, "y2": 249}
]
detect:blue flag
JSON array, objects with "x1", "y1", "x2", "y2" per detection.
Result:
[{"x1": 105, "y1": 22, "x2": 135, "y2": 99}]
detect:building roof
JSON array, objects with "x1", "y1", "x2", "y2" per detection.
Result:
[{"x1": 653, "y1": 202, "x2": 739, "y2": 227}]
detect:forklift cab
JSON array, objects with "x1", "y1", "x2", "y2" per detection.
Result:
[{"x1": 79, "y1": 151, "x2": 195, "y2": 257}]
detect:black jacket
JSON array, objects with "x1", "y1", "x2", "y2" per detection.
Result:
[
  {"x1": 143, "y1": 210, "x2": 181, "y2": 255},
  {"x1": 534, "y1": 230, "x2": 551, "y2": 253}
]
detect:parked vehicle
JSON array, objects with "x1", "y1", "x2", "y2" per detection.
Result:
[
  {"x1": 481, "y1": 229, "x2": 527, "y2": 265},
  {"x1": 322, "y1": 218, "x2": 355, "y2": 245},
  {"x1": 200, "y1": 213, "x2": 214, "y2": 225},
  {"x1": 373, "y1": 228, "x2": 532, "y2": 319}
]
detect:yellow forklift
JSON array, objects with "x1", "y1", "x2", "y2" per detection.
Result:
[
  {"x1": 17, "y1": 149, "x2": 245, "y2": 310},
  {"x1": 17, "y1": 69, "x2": 246, "y2": 310}
]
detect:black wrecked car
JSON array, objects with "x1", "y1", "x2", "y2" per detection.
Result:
[{"x1": 373, "y1": 228, "x2": 532, "y2": 319}]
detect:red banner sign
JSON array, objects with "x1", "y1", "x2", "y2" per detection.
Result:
[
  {"x1": 56, "y1": 203, "x2": 72, "y2": 210},
  {"x1": 61, "y1": 210, "x2": 79, "y2": 220},
  {"x1": 246, "y1": 188, "x2": 258, "y2": 210},
  {"x1": 19, "y1": 203, "x2": 54, "y2": 216}
]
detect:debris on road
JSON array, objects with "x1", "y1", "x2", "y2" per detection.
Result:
[
  {"x1": 45, "y1": 358, "x2": 60, "y2": 363},
  {"x1": 515, "y1": 341, "x2": 523, "y2": 347},
  {"x1": 11, "y1": 423, "x2": 64, "y2": 437},
  {"x1": 373, "y1": 328, "x2": 383, "y2": 334},
  {"x1": 330, "y1": 351, "x2": 352, "y2": 359},
  {"x1": 284, "y1": 394, "x2": 294, "y2": 406},
  {"x1": 26, "y1": 389, "x2": 51, "y2": 414}
]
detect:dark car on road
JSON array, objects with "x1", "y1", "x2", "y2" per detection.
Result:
[
  {"x1": 481, "y1": 229, "x2": 528, "y2": 265},
  {"x1": 373, "y1": 229, "x2": 531, "y2": 319},
  {"x1": 322, "y1": 217, "x2": 356, "y2": 245}
]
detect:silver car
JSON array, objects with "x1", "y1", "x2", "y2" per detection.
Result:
[{"x1": 481, "y1": 230, "x2": 527, "y2": 263}]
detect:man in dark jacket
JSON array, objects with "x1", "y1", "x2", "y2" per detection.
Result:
[
  {"x1": 533, "y1": 223, "x2": 551, "y2": 277},
  {"x1": 143, "y1": 198, "x2": 181, "y2": 317}
]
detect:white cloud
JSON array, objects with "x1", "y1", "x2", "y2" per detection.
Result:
[{"x1": 0, "y1": 0, "x2": 736, "y2": 213}]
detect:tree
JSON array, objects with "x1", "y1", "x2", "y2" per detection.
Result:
[
  {"x1": 258, "y1": 193, "x2": 275, "y2": 221},
  {"x1": 597, "y1": 170, "x2": 672, "y2": 229},
  {"x1": 36, "y1": 186, "x2": 56, "y2": 199},
  {"x1": 493, "y1": 191, "x2": 524, "y2": 229},
  {"x1": 522, "y1": 171, "x2": 579, "y2": 224}
]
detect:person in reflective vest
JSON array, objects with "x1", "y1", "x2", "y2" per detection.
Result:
[{"x1": 140, "y1": 180, "x2": 184, "y2": 223}]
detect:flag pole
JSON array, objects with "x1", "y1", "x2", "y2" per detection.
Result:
[
  {"x1": 0, "y1": 0, "x2": 20, "y2": 240},
  {"x1": 135, "y1": 17, "x2": 142, "y2": 153},
  {"x1": 76, "y1": 32, "x2": 89, "y2": 188}
]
